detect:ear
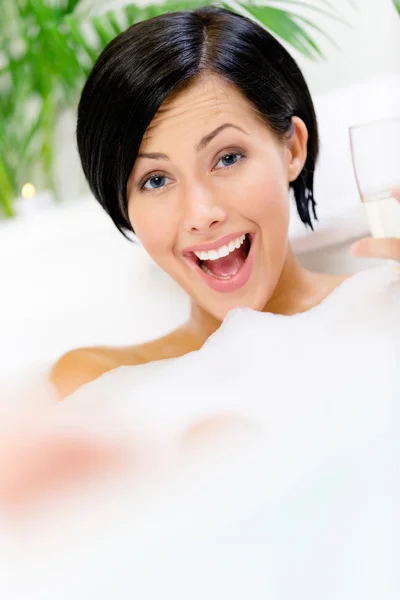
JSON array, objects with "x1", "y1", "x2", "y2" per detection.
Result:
[{"x1": 286, "y1": 116, "x2": 308, "y2": 183}]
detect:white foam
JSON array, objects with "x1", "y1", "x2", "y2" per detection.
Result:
[{"x1": 0, "y1": 264, "x2": 399, "y2": 599}]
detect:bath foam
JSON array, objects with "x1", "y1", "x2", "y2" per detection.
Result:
[{"x1": 0, "y1": 264, "x2": 399, "y2": 600}]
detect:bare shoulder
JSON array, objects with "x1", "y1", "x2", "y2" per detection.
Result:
[
  {"x1": 50, "y1": 324, "x2": 201, "y2": 400},
  {"x1": 50, "y1": 346, "x2": 127, "y2": 400}
]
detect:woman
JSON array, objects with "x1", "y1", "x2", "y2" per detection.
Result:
[
  {"x1": 49, "y1": 6, "x2": 399, "y2": 400},
  {"x1": 0, "y1": 5, "x2": 399, "y2": 517}
]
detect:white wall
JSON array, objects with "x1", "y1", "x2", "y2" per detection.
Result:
[{"x1": 290, "y1": 0, "x2": 400, "y2": 94}]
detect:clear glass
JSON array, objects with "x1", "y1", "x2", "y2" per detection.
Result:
[{"x1": 349, "y1": 117, "x2": 400, "y2": 239}]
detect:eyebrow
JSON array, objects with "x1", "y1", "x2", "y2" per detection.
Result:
[{"x1": 137, "y1": 123, "x2": 248, "y2": 160}]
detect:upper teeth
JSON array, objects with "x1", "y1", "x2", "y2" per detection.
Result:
[{"x1": 194, "y1": 234, "x2": 246, "y2": 261}]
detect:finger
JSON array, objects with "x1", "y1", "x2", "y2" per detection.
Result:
[{"x1": 350, "y1": 237, "x2": 400, "y2": 261}]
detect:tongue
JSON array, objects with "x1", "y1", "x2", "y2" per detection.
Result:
[{"x1": 202, "y1": 246, "x2": 247, "y2": 278}]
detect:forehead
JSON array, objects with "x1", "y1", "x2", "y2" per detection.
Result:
[{"x1": 141, "y1": 74, "x2": 260, "y2": 145}]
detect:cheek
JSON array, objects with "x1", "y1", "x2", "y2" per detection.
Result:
[
  {"x1": 240, "y1": 164, "x2": 290, "y2": 229},
  {"x1": 239, "y1": 165, "x2": 290, "y2": 281},
  {"x1": 128, "y1": 202, "x2": 177, "y2": 260}
]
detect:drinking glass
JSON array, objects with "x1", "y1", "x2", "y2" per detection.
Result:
[{"x1": 349, "y1": 117, "x2": 400, "y2": 239}]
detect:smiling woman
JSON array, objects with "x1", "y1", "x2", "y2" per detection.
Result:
[
  {"x1": 48, "y1": 6, "x2": 347, "y2": 397},
  {"x1": 48, "y1": 5, "x2": 397, "y2": 400}
]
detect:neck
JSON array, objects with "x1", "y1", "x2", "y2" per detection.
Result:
[
  {"x1": 185, "y1": 245, "x2": 345, "y2": 344},
  {"x1": 262, "y1": 246, "x2": 322, "y2": 316}
]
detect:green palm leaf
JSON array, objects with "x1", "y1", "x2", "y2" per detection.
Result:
[
  {"x1": 230, "y1": 0, "x2": 354, "y2": 59},
  {"x1": 255, "y1": 0, "x2": 351, "y2": 26},
  {"x1": 233, "y1": 3, "x2": 324, "y2": 58}
]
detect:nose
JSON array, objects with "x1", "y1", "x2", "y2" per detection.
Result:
[{"x1": 182, "y1": 182, "x2": 228, "y2": 234}]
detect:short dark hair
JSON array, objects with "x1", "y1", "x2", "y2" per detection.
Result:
[{"x1": 77, "y1": 5, "x2": 319, "y2": 236}]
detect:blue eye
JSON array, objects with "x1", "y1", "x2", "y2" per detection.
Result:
[
  {"x1": 216, "y1": 152, "x2": 243, "y2": 169},
  {"x1": 142, "y1": 175, "x2": 167, "y2": 191}
]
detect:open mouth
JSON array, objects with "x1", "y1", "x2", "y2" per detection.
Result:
[
  {"x1": 185, "y1": 233, "x2": 254, "y2": 293},
  {"x1": 196, "y1": 233, "x2": 251, "y2": 279}
]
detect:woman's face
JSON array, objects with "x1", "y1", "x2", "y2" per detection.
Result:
[{"x1": 127, "y1": 74, "x2": 307, "y2": 321}]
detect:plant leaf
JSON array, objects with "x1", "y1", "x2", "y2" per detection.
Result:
[
  {"x1": 64, "y1": 15, "x2": 98, "y2": 63},
  {"x1": 261, "y1": 0, "x2": 352, "y2": 27},
  {"x1": 233, "y1": 2, "x2": 324, "y2": 59},
  {"x1": 64, "y1": 0, "x2": 82, "y2": 15},
  {"x1": 91, "y1": 15, "x2": 116, "y2": 48},
  {"x1": 106, "y1": 10, "x2": 124, "y2": 37}
]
